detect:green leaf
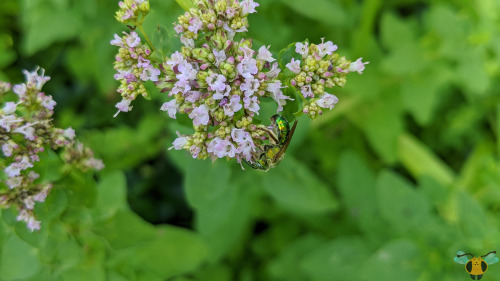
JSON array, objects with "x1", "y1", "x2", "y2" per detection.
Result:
[
  {"x1": 269, "y1": 234, "x2": 327, "y2": 281},
  {"x1": 376, "y1": 170, "x2": 431, "y2": 234},
  {"x1": 360, "y1": 239, "x2": 420, "y2": 281},
  {"x1": 34, "y1": 149, "x2": 64, "y2": 182},
  {"x1": 278, "y1": 0, "x2": 349, "y2": 27},
  {"x1": 301, "y1": 237, "x2": 372, "y2": 281},
  {"x1": 0, "y1": 235, "x2": 42, "y2": 280},
  {"x1": 151, "y1": 24, "x2": 171, "y2": 59},
  {"x1": 337, "y1": 151, "x2": 385, "y2": 240},
  {"x1": 92, "y1": 210, "x2": 157, "y2": 250},
  {"x1": 262, "y1": 157, "x2": 338, "y2": 214},
  {"x1": 21, "y1": 0, "x2": 83, "y2": 55},
  {"x1": 107, "y1": 224, "x2": 208, "y2": 279},
  {"x1": 184, "y1": 158, "x2": 232, "y2": 209},
  {"x1": 397, "y1": 133, "x2": 455, "y2": 187},
  {"x1": 91, "y1": 170, "x2": 128, "y2": 220}
]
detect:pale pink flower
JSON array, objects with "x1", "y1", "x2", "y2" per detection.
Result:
[
  {"x1": 257, "y1": 45, "x2": 275, "y2": 62},
  {"x1": 240, "y1": 77, "x2": 260, "y2": 96},
  {"x1": 349, "y1": 57, "x2": 369, "y2": 74},
  {"x1": 243, "y1": 96, "x2": 260, "y2": 114},
  {"x1": 286, "y1": 58, "x2": 301, "y2": 74},
  {"x1": 315, "y1": 93, "x2": 339, "y2": 109},
  {"x1": 295, "y1": 42, "x2": 309, "y2": 56},
  {"x1": 189, "y1": 104, "x2": 210, "y2": 125},
  {"x1": 188, "y1": 17, "x2": 203, "y2": 34},
  {"x1": 223, "y1": 95, "x2": 243, "y2": 117},
  {"x1": 267, "y1": 81, "x2": 293, "y2": 113},
  {"x1": 160, "y1": 99, "x2": 178, "y2": 119},
  {"x1": 301, "y1": 85, "x2": 314, "y2": 98},
  {"x1": 169, "y1": 132, "x2": 188, "y2": 150},
  {"x1": 114, "y1": 99, "x2": 132, "y2": 117},
  {"x1": 3, "y1": 102, "x2": 17, "y2": 114},
  {"x1": 240, "y1": 0, "x2": 259, "y2": 15},
  {"x1": 317, "y1": 38, "x2": 338, "y2": 57},
  {"x1": 63, "y1": 127, "x2": 76, "y2": 139}
]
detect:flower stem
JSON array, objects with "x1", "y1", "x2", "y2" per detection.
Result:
[{"x1": 138, "y1": 22, "x2": 156, "y2": 52}]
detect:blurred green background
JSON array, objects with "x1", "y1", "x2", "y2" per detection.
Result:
[{"x1": 1, "y1": 0, "x2": 500, "y2": 280}]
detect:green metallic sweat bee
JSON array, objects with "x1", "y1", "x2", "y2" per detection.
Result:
[{"x1": 244, "y1": 115, "x2": 298, "y2": 171}]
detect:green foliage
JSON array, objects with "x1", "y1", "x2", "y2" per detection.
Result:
[{"x1": 2, "y1": 0, "x2": 500, "y2": 280}]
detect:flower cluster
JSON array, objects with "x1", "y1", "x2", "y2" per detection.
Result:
[
  {"x1": 286, "y1": 39, "x2": 368, "y2": 118},
  {"x1": 0, "y1": 68, "x2": 104, "y2": 231},
  {"x1": 111, "y1": 0, "x2": 368, "y2": 168},
  {"x1": 157, "y1": 0, "x2": 293, "y2": 162},
  {"x1": 111, "y1": 31, "x2": 160, "y2": 117},
  {"x1": 114, "y1": 0, "x2": 150, "y2": 24}
]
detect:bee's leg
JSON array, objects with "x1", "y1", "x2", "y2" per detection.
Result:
[
  {"x1": 256, "y1": 127, "x2": 279, "y2": 145},
  {"x1": 477, "y1": 274, "x2": 482, "y2": 280}
]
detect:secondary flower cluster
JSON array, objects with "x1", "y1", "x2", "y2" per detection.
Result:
[
  {"x1": 114, "y1": 0, "x2": 150, "y2": 24},
  {"x1": 111, "y1": 31, "x2": 160, "y2": 116},
  {"x1": 0, "y1": 68, "x2": 104, "y2": 231},
  {"x1": 157, "y1": 0, "x2": 293, "y2": 162},
  {"x1": 286, "y1": 39, "x2": 368, "y2": 118},
  {"x1": 111, "y1": 0, "x2": 368, "y2": 168}
]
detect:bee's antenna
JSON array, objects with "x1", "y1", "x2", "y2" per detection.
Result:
[
  {"x1": 457, "y1": 253, "x2": 475, "y2": 258},
  {"x1": 481, "y1": 251, "x2": 496, "y2": 258}
]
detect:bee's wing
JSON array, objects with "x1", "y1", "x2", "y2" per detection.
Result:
[
  {"x1": 483, "y1": 252, "x2": 499, "y2": 265},
  {"x1": 454, "y1": 251, "x2": 470, "y2": 264},
  {"x1": 273, "y1": 119, "x2": 298, "y2": 162}
]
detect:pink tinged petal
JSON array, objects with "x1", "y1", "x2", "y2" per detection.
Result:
[
  {"x1": 160, "y1": 99, "x2": 179, "y2": 119},
  {"x1": 300, "y1": 85, "x2": 314, "y2": 98},
  {"x1": 180, "y1": 34, "x2": 194, "y2": 48},
  {"x1": 223, "y1": 95, "x2": 242, "y2": 117},
  {"x1": 2, "y1": 143, "x2": 13, "y2": 157},
  {"x1": 27, "y1": 217, "x2": 41, "y2": 232},
  {"x1": 295, "y1": 42, "x2": 309, "y2": 56},
  {"x1": 63, "y1": 127, "x2": 76, "y2": 139},
  {"x1": 3, "y1": 102, "x2": 17, "y2": 114},
  {"x1": 206, "y1": 73, "x2": 227, "y2": 92},
  {"x1": 349, "y1": 57, "x2": 369, "y2": 74},
  {"x1": 13, "y1": 83, "x2": 27, "y2": 98},
  {"x1": 240, "y1": 76, "x2": 260, "y2": 97},
  {"x1": 6, "y1": 177, "x2": 22, "y2": 189},
  {"x1": 190, "y1": 145, "x2": 201, "y2": 158},
  {"x1": 243, "y1": 96, "x2": 260, "y2": 114},
  {"x1": 213, "y1": 85, "x2": 231, "y2": 100},
  {"x1": 189, "y1": 104, "x2": 210, "y2": 126},
  {"x1": 240, "y1": 0, "x2": 259, "y2": 15},
  {"x1": 167, "y1": 51, "x2": 185, "y2": 66},
  {"x1": 285, "y1": 58, "x2": 301, "y2": 74},
  {"x1": 315, "y1": 92, "x2": 339, "y2": 109},
  {"x1": 23, "y1": 67, "x2": 50, "y2": 91},
  {"x1": 114, "y1": 99, "x2": 133, "y2": 117},
  {"x1": 140, "y1": 67, "x2": 161, "y2": 81},
  {"x1": 213, "y1": 49, "x2": 227, "y2": 67},
  {"x1": 174, "y1": 24, "x2": 184, "y2": 34},
  {"x1": 184, "y1": 91, "x2": 202, "y2": 103},
  {"x1": 257, "y1": 45, "x2": 275, "y2": 62},
  {"x1": 169, "y1": 132, "x2": 188, "y2": 150},
  {"x1": 267, "y1": 81, "x2": 293, "y2": 113},
  {"x1": 85, "y1": 158, "x2": 105, "y2": 170},
  {"x1": 236, "y1": 58, "x2": 258, "y2": 79},
  {"x1": 41, "y1": 95, "x2": 56, "y2": 110},
  {"x1": 5, "y1": 164, "x2": 21, "y2": 177},
  {"x1": 317, "y1": 38, "x2": 338, "y2": 57},
  {"x1": 266, "y1": 62, "x2": 281, "y2": 78},
  {"x1": 14, "y1": 124, "x2": 36, "y2": 140},
  {"x1": 188, "y1": 17, "x2": 203, "y2": 34},
  {"x1": 125, "y1": 32, "x2": 141, "y2": 48}
]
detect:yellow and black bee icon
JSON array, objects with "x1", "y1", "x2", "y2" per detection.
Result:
[{"x1": 454, "y1": 251, "x2": 499, "y2": 280}]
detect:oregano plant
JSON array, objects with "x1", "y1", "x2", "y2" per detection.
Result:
[{"x1": 111, "y1": 0, "x2": 368, "y2": 169}]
